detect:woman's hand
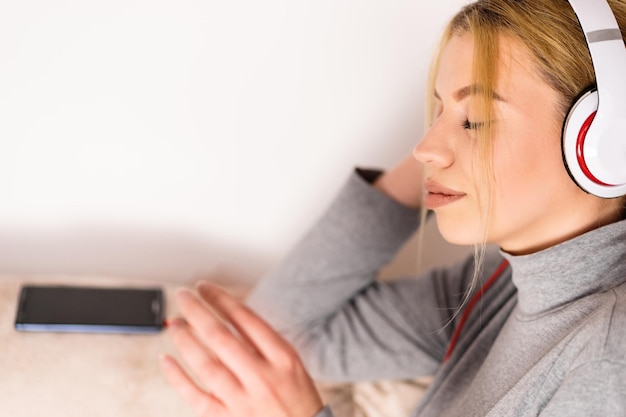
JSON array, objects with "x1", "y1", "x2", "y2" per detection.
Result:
[{"x1": 161, "y1": 281, "x2": 324, "y2": 417}]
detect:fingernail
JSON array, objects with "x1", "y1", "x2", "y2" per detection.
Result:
[
  {"x1": 196, "y1": 281, "x2": 212, "y2": 292},
  {"x1": 163, "y1": 318, "x2": 177, "y2": 328},
  {"x1": 160, "y1": 354, "x2": 174, "y2": 368},
  {"x1": 176, "y1": 288, "x2": 194, "y2": 301},
  {"x1": 165, "y1": 317, "x2": 187, "y2": 328}
]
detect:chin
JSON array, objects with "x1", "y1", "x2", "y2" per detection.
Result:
[{"x1": 434, "y1": 213, "x2": 484, "y2": 246}]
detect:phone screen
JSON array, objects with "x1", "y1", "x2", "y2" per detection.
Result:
[{"x1": 15, "y1": 285, "x2": 165, "y2": 334}]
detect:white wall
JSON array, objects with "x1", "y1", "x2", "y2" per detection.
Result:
[{"x1": 0, "y1": 0, "x2": 470, "y2": 283}]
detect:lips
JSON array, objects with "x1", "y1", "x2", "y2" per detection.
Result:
[{"x1": 423, "y1": 180, "x2": 466, "y2": 209}]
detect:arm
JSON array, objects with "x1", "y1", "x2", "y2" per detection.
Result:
[
  {"x1": 247, "y1": 158, "x2": 472, "y2": 381},
  {"x1": 246, "y1": 165, "x2": 421, "y2": 333},
  {"x1": 248, "y1": 155, "x2": 424, "y2": 332}
]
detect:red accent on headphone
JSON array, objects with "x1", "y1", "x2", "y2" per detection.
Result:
[{"x1": 576, "y1": 111, "x2": 614, "y2": 186}]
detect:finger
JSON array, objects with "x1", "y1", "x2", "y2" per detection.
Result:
[
  {"x1": 175, "y1": 289, "x2": 267, "y2": 382},
  {"x1": 160, "y1": 354, "x2": 223, "y2": 416},
  {"x1": 193, "y1": 282, "x2": 260, "y2": 351},
  {"x1": 168, "y1": 317, "x2": 242, "y2": 397},
  {"x1": 196, "y1": 282, "x2": 297, "y2": 362}
]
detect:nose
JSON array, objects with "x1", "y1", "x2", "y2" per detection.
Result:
[{"x1": 413, "y1": 120, "x2": 455, "y2": 168}]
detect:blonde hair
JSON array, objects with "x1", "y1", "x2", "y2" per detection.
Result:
[{"x1": 424, "y1": 0, "x2": 626, "y2": 302}]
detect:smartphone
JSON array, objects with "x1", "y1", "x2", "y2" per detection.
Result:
[{"x1": 14, "y1": 285, "x2": 165, "y2": 334}]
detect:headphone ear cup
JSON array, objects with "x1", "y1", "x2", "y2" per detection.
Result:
[
  {"x1": 562, "y1": 89, "x2": 626, "y2": 198},
  {"x1": 562, "y1": 89, "x2": 599, "y2": 192}
]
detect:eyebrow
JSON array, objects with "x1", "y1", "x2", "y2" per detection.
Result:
[{"x1": 434, "y1": 84, "x2": 506, "y2": 102}]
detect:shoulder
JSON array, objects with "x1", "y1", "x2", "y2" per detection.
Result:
[
  {"x1": 571, "y1": 282, "x2": 626, "y2": 367},
  {"x1": 540, "y1": 284, "x2": 626, "y2": 415}
]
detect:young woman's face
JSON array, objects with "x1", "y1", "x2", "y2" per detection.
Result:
[{"x1": 414, "y1": 32, "x2": 617, "y2": 254}]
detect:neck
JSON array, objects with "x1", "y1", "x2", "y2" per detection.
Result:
[{"x1": 499, "y1": 201, "x2": 621, "y2": 256}]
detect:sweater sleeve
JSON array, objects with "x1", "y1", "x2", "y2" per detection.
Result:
[{"x1": 246, "y1": 169, "x2": 474, "y2": 382}]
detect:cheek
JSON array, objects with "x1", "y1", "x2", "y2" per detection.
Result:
[{"x1": 491, "y1": 128, "x2": 566, "y2": 212}]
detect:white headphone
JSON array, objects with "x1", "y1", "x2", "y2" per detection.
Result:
[{"x1": 562, "y1": 0, "x2": 626, "y2": 198}]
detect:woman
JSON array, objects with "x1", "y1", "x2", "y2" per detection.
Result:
[{"x1": 160, "y1": 0, "x2": 626, "y2": 416}]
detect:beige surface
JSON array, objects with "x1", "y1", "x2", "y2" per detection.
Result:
[
  {"x1": 0, "y1": 275, "x2": 196, "y2": 417},
  {"x1": 0, "y1": 274, "x2": 430, "y2": 417}
]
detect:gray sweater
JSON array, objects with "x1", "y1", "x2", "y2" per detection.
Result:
[{"x1": 247, "y1": 171, "x2": 626, "y2": 416}]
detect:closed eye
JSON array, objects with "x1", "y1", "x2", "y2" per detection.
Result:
[{"x1": 463, "y1": 120, "x2": 485, "y2": 130}]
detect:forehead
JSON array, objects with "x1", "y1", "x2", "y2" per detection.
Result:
[{"x1": 435, "y1": 32, "x2": 543, "y2": 101}]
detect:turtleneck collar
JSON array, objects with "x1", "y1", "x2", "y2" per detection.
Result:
[{"x1": 499, "y1": 218, "x2": 626, "y2": 318}]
